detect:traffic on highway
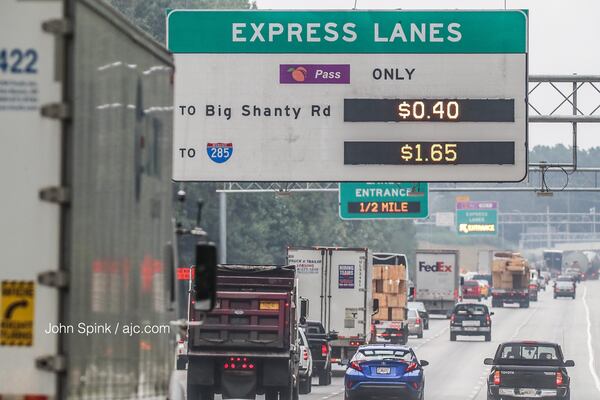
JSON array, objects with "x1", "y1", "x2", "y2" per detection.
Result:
[{"x1": 2, "y1": 1, "x2": 600, "y2": 400}]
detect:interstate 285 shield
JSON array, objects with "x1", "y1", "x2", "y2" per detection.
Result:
[{"x1": 206, "y1": 143, "x2": 233, "y2": 164}]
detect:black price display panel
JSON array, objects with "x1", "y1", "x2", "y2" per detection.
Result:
[
  {"x1": 344, "y1": 99, "x2": 514, "y2": 122},
  {"x1": 344, "y1": 141, "x2": 515, "y2": 165}
]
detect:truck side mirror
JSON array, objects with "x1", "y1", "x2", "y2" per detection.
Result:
[
  {"x1": 299, "y1": 297, "x2": 309, "y2": 323},
  {"x1": 327, "y1": 332, "x2": 339, "y2": 341},
  {"x1": 372, "y1": 298, "x2": 380, "y2": 315},
  {"x1": 193, "y1": 242, "x2": 217, "y2": 311},
  {"x1": 564, "y1": 360, "x2": 575, "y2": 367},
  {"x1": 483, "y1": 358, "x2": 494, "y2": 365}
]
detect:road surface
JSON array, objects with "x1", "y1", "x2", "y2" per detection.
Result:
[
  {"x1": 301, "y1": 280, "x2": 600, "y2": 400},
  {"x1": 184, "y1": 280, "x2": 600, "y2": 400}
]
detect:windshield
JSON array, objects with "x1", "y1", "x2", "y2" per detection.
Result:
[
  {"x1": 557, "y1": 276, "x2": 573, "y2": 282},
  {"x1": 497, "y1": 344, "x2": 562, "y2": 364},
  {"x1": 556, "y1": 280, "x2": 574, "y2": 287},
  {"x1": 305, "y1": 323, "x2": 325, "y2": 335},
  {"x1": 355, "y1": 348, "x2": 415, "y2": 362},
  {"x1": 408, "y1": 302, "x2": 426, "y2": 311},
  {"x1": 454, "y1": 304, "x2": 488, "y2": 315}
]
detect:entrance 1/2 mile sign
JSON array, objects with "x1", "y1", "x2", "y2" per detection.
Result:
[
  {"x1": 168, "y1": 10, "x2": 527, "y2": 182},
  {"x1": 339, "y1": 182, "x2": 428, "y2": 220}
]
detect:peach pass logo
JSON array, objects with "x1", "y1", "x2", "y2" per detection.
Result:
[{"x1": 280, "y1": 64, "x2": 350, "y2": 84}]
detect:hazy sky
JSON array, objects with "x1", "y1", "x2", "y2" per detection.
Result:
[{"x1": 255, "y1": 0, "x2": 600, "y2": 149}]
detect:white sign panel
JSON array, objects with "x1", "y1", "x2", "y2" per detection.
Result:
[{"x1": 169, "y1": 10, "x2": 528, "y2": 182}]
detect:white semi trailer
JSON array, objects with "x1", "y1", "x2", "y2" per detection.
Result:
[{"x1": 287, "y1": 247, "x2": 373, "y2": 365}]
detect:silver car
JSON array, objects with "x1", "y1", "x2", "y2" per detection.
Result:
[{"x1": 407, "y1": 309, "x2": 424, "y2": 338}]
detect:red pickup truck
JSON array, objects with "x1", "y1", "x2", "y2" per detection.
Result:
[{"x1": 187, "y1": 265, "x2": 304, "y2": 400}]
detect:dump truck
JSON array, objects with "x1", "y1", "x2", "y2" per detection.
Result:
[
  {"x1": 186, "y1": 265, "x2": 303, "y2": 400},
  {"x1": 287, "y1": 247, "x2": 373, "y2": 365},
  {"x1": 371, "y1": 253, "x2": 409, "y2": 345},
  {"x1": 491, "y1": 252, "x2": 531, "y2": 308}
]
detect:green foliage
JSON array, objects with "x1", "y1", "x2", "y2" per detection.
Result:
[
  {"x1": 178, "y1": 184, "x2": 416, "y2": 266},
  {"x1": 107, "y1": 0, "x2": 255, "y2": 43}
]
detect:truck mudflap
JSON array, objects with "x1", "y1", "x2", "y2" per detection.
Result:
[
  {"x1": 262, "y1": 358, "x2": 292, "y2": 387},
  {"x1": 188, "y1": 358, "x2": 215, "y2": 385},
  {"x1": 221, "y1": 371, "x2": 257, "y2": 399}
]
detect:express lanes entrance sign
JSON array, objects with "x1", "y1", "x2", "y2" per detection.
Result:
[
  {"x1": 456, "y1": 201, "x2": 498, "y2": 236},
  {"x1": 339, "y1": 182, "x2": 428, "y2": 220},
  {"x1": 168, "y1": 10, "x2": 528, "y2": 182}
]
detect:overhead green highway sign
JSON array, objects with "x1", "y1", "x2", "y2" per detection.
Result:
[
  {"x1": 339, "y1": 183, "x2": 429, "y2": 220},
  {"x1": 456, "y1": 201, "x2": 498, "y2": 236}
]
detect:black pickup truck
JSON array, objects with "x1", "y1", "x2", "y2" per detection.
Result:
[
  {"x1": 485, "y1": 341, "x2": 575, "y2": 400},
  {"x1": 302, "y1": 320, "x2": 334, "y2": 385}
]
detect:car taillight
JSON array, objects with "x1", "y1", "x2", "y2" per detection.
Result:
[
  {"x1": 349, "y1": 361, "x2": 363, "y2": 372},
  {"x1": 303, "y1": 349, "x2": 309, "y2": 361},
  {"x1": 405, "y1": 362, "x2": 418, "y2": 373},
  {"x1": 416, "y1": 318, "x2": 421, "y2": 325},
  {"x1": 450, "y1": 314, "x2": 456, "y2": 323},
  {"x1": 556, "y1": 371, "x2": 564, "y2": 385},
  {"x1": 493, "y1": 370, "x2": 501, "y2": 385},
  {"x1": 321, "y1": 343, "x2": 328, "y2": 357},
  {"x1": 485, "y1": 314, "x2": 491, "y2": 325}
]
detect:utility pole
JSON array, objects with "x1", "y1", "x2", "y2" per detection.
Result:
[
  {"x1": 219, "y1": 191, "x2": 227, "y2": 264},
  {"x1": 546, "y1": 206, "x2": 551, "y2": 248}
]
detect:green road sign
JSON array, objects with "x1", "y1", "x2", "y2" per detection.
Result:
[
  {"x1": 456, "y1": 201, "x2": 498, "y2": 235},
  {"x1": 339, "y1": 183, "x2": 428, "y2": 220},
  {"x1": 167, "y1": 10, "x2": 527, "y2": 54}
]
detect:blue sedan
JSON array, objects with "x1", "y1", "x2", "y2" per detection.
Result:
[{"x1": 344, "y1": 345, "x2": 428, "y2": 400}]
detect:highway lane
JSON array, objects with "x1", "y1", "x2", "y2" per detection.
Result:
[
  {"x1": 303, "y1": 280, "x2": 600, "y2": 400},
  {"x1": 202, "y1": 280, "x2": 600, "y2": 400}
]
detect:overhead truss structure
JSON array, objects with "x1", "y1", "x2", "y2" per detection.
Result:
[{"x1": 219, "y1": 75, "x2": 600, "y2": 194}]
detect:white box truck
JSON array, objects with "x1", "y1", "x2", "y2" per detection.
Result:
[
  {"x1": 287, "y1": 247, "x2": 373, "y2": 365},
  {"x1": 413, "y1": 250, "x2": 460, "y2": 318},
  {"x1": 0, "y1": 1, "x2": 176, "y2": 398}
]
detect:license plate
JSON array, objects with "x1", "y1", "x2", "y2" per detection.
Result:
[
  {"x1": 463, "y1": 320, "x2": 480, "y2": 327},
  {"x1": 519, "y1": 388, "x2": 537, "y2": 396},
  {"x1": 376, "y1": 367, "x2": 391, "y2": 374},
  {"x1": 463, "y1": 327, "x2": 477, "y2": 331},
  {"x1": 259, "y1": 301, "x2": 280, "y2": 310}
]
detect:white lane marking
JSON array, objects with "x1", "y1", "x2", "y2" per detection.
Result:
[
  {"x1": 582, "y1": 286, "x2": 600, "y2": 394},
  {"x1": 510, "y1": 306, "x2": 539, "y2": 340},
  {"x1": 414, "y1": 326, "x2": 449, "y2": 350},
  {"x1": 321, "y1": 389, "x2": 344, "y2": 400}
]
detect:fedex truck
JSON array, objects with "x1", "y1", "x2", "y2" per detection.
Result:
[
  {"x1": 287, "y1": 247, "x2": 373, "y2": 365},
  {"x1": 412, "y1": 250, "x2": 460, "y2": 317}
]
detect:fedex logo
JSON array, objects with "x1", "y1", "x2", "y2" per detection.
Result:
[{"x1": 418, "y1": 261, "x2": 453, "y2": 272}]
